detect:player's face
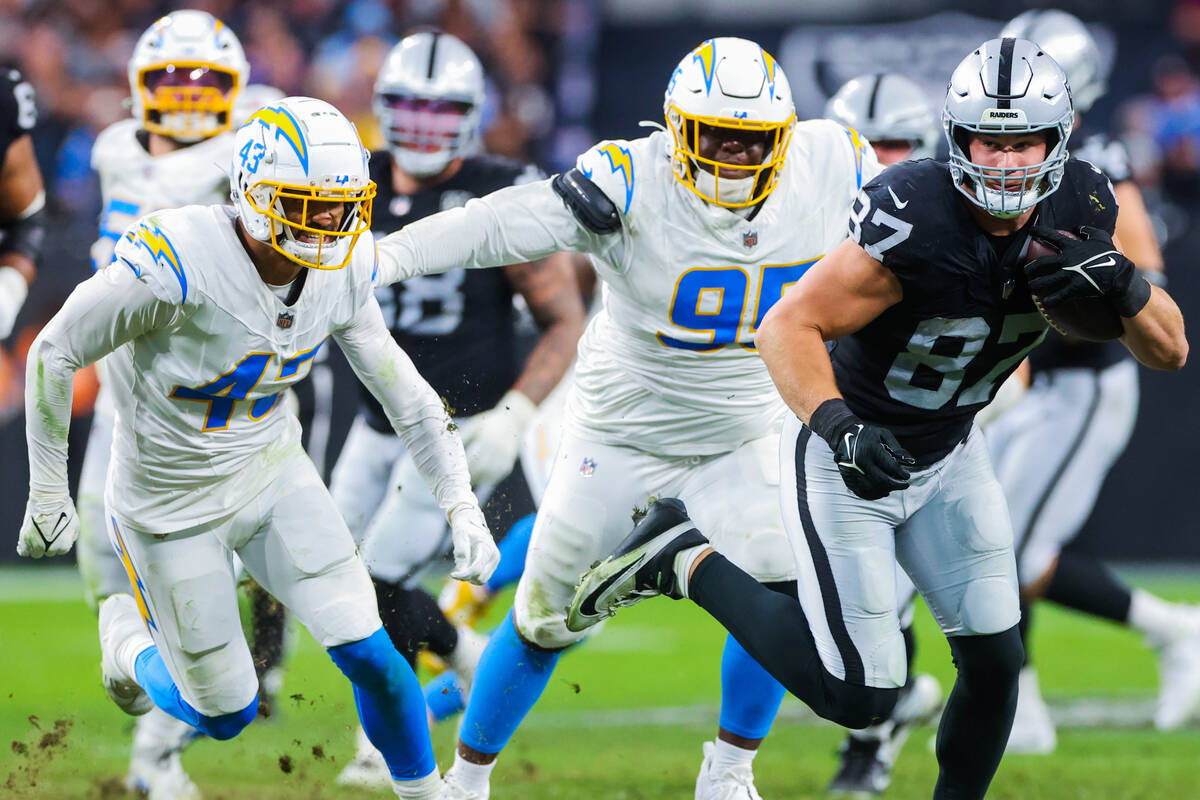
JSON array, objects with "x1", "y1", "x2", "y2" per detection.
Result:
[
  {"x1": 695, "y1": 123, "x2": 769, "y2": 179},
  {"x1": 871, "y1": 140, "x2": 918, "y2": 166},
  {"x1": 967, "y1": 132, "x2": 1049, "y2": 193},
  {"x1": 278, "y1": 196, "x2": 347, "y2": 245}
]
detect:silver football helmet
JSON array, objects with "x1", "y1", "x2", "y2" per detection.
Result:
[
  {"x1": 824, "y1": 73, "x2": 937, "y2": 162},
  {"x1": 943, "y1": 38, "x2": 1074, "y2": 219},
  {"x1": 373, "y1": 31, "x2": 486, "y2": 177},
  {"x1": 1001, "y1": 10, "x2": 1105, "y2": 113}
]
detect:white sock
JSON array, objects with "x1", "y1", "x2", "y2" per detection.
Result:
[
  {"x1": 848, "y1": 720, "x2": 893, "y2": 743},
  {"x1": 132, "y1": 706, "x2": 194, "y2": 756},
  {"x1": 1129, "y1": 589, "x2": 1198, "y2": 645},
  {"x1": 392, "y1": 766, "x2": 441, "y2": 800},
  {"x1": 673, "y1": 545, "x2": 711, "y2": 599},
  {"x1": 448, "y1": 753, "x2": 496, "y2": 793},
  {"x1": 710, "y1": 737, "x2": 756, "y2": 771}
]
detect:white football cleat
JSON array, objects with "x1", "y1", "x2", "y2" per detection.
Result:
[
  {"x1": 99, "y1": 594, "x2": 155, "y2": 716},
  {"x1": 1154, "y1": 629, "x2": 1200, "y2": 730},
  {"x1": 440, "y1": 769, "x2": 490, "y2": 800},
  {"x1": 126, "y1": 748, "x2": 201, "y2": 800},
  {"x1": 336, "y1": 726, "x2": 391, "y2": 790},
  {"x1": 694, "y1": 741, "x2": 763, "y2": 800},
  {"x1": 1005, "y1": 666, "x2": 1057, "y2": 755}
]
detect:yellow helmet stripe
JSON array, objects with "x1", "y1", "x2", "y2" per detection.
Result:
[
  {"x1": 248, "y1": 105, "x2": 309, "y2": 172},
  {"x1": 693, "y1": 39, "x2": 717, "y2": 95}
]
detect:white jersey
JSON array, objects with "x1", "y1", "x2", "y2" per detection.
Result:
[
  {"x1": 568, "y1": 125, "x2": 880, "y2": 454},
  {"x1": 375, "y1": 121, "x2": 881, "y2": 455},
  {"x1": 89, "y1": 86, "x2": 284, "y2": 270},
  {"x1": 26, "y1": 204, "x2": 474, "y2": 532},
  {"x1": 90, "y1": 120, "x2": 232, "y2": 271}
]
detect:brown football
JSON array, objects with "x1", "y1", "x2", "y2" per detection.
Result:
[{"x1": 1025, "y1": 230, "x2": 1124, "y2": 342}]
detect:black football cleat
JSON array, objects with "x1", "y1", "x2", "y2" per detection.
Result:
[
  {"x1": 567, "y1": 498, "x2": 708, "y2": 632},
  {"x1": 827, "y1": 735, "x2": 890, "y2": 798}
]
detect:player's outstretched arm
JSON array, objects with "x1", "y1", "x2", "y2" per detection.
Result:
[
  {"x1": 756, "y1": 237, "x2": 902, "y2": 423},
  {"x1": 373, "y1": 179, "x2": 601, "y2": 286},
  {"x1": 21, "y1": 265, "x2": 176, "y2": 557},
  {"x1": 333, "y1": 295, "x2": 499, "y2": 584}
]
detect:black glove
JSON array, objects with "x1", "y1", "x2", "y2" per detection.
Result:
[
  {"x1": 1025, "y1": 225, "x2": 1152, "y2": 318},
  {"x1": 808, "y1": 399, "x2": 916, "y2": 501}
]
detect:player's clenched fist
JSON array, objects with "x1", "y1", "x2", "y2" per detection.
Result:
[
  {"x1": 447, "y1": 503, "x2": 500, "y2": 585},
  {"x1": 809, "y1": 398, "x2": 916, "y2": 501},
  {"x1": 18, "y1": 495, "x2": 80, "y2": 557}
]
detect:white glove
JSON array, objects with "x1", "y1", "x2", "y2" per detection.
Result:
[
  {"x1": 459, "y1": 389, "x2": 537, "y2": 486},
  {"x1": 18, "y1": 495, "x2": 80, "y2": 558},
  {"x1": 448, "y1": 503, "x2": 500, "y2": 585},
  {"x1": 0, "y1": 266, "x2": 29, "y2": 340}
]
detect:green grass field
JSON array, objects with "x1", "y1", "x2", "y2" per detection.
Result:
[{"x1": 2, "y1": 565, "x2": 1199, "y2": 799}]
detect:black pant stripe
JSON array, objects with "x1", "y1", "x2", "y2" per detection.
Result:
[
  {"x1": 1015, "y1": 371, "x2": 1103, "y2": 564},
  {"x1": 794, "y1": 425, "x2": 867, "y2": 685}
]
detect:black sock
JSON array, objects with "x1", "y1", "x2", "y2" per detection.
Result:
[
  {"x1": 1044, "y1": 552, "x2": 1133, "y2": 624},
  {"x1": 689, "y1": 552, "x2": 897, "y2": 729},
  {"x1": 372, "y1": 578, "x2": 459, "y2": 668},
  {"x1": 902, "y1": 624, "x2": 916, "y2": 682},
  {"x1": 933, "y1": 627, "x2": 1023, "y2": 800}
]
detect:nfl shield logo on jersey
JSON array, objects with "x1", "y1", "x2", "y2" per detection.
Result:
[
  {"x1": 579, "y1": 457, "x2": 596, "y2": 478},
  {"x1": 743, "y1": 230, "x2": 757, "y2": 248},
  {"x1": 277, "y1": 311, "x2": 294, "y2": 329}
]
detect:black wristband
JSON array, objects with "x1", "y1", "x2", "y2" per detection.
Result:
[
  {"x1": 0, "y1": 204, "x2": 46, "y2": 264},
  {"x1": 1114, "y1": 271, "x2": 1152, "y2": 318},
  {"x1": 807, "y1": 398, "x2": 861, "y2": 451}
]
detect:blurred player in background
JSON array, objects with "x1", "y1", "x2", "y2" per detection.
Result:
[
  {"x1": 20, "y1": 94, "x2": 501, "y2": 800},
  {"x1": 821, "y1": 71, "x2": 945, "y2": 797},
  {"x1": 991, "y1": 9, "x2": 1200, "y2": 753},
  {"x1": 0, "y1": 66, "x2": 44, "y2": 341},
  {"x1": 329, "y1": 30, "x2": 584, "y2": 789},
  {"x1": 73, "y1": 11, "x2": 286, "y2": 798},
  {"x1": 374, "y1": 36, "x2": 883, "y2": 800}
]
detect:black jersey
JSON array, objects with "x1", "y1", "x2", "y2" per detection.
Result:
[
  {"x1": 834, "y1": 158, "x2": 1119, "y2": 464},
  {"x1": 0, "y1": 69, "x2": 35, "y2": 159},
  {"x1": 361, "y1": 150, "x2": 545, "y2": 432},
  {"x1": 1029, "y1": 133, "x2": 1133, "y2": 374}
]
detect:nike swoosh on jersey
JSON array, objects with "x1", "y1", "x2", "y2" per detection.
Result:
[{"x1": 887, "y1": 186, "x2": 909, "y2": 209}]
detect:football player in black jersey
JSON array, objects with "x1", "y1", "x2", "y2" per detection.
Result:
[
  {"x1": 569, "y1": 38, "x2": 1187, "y2": 800},
  {"x1": 328, "y1": 30, "x2": 585, "y2": 788},
  {"x1": 990, "y1": 9, "x2": 1200, "y2": 751},
  {"x1": 0, "y1": 67, "x2": 45, "y2": 341}
]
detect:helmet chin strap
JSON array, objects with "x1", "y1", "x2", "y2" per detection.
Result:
[{"x1": 694, "y1": 167, "x2": 757, "y2": 206}]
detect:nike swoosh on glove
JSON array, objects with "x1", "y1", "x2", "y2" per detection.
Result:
[
  {"x1": 448, "y1": 503, "x2": 501, "y2": 585},
  {"x1": 809, "y1": 398, "x2": 916, "y2": 501},
  {"x1": 458, "y1": 389, "x2": 537, "y2": 486},
  {"x1": 18, "y1": 495, "x2": 80, "y2": 558},
  {"x1": 1025, "y1": 225, "x2": 1151, "y2": 317}
]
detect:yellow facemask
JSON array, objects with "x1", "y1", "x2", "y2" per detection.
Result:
[
  {"x1": 665, "y1": 104, "x2": 795, "y2": 208},
  {"x1": 245, "y1": 180, "x2": 377, "y2": 270},
  {"x1": 137, "y1": 62, "x2": 242, "y2": 140}
]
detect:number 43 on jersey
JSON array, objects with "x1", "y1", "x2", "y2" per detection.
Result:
[{"x1": 170, "y1": 343, "x2": 325, "y2": 431}]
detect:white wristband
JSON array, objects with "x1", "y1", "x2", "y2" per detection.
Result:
[{"x1": 0, "y1": 266, "x2": 29, "y2": 339}]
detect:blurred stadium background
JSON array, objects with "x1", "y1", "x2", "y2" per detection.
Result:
[{"x1": 1, "y1": 0, "x2": 1199, "y2": 798}]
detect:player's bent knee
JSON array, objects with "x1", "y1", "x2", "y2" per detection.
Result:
[
  {"x1": 818, "y1": 679, "x2": 900, "y2": 730},
  {"x1": 958, "y1": 577, "x2": 1021, "y2": 635},
  {"x1": 195, "y1": 697, "x2": 258, "y2": 740},
  {"x1": 327, "y1": 627, "x2": 407, "y2": 691}
]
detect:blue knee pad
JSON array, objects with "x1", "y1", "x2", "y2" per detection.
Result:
[
  {"x1": 718, "y1": 633, "x2": 786, "y2": 740},
  {"x1": 328, "y1": 628, "x2": 435, "y2": 779},
  {"x1": 460, "y1": 610, "x2": 560, "y2": 754},
  {"x1": 486, "y1": 513, "x2": 535, "y2": 593},
  {"x1": 133, "y1": 646, "x2": 257, "y2": 741}
]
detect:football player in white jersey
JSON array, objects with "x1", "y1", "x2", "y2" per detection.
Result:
[
  {"x1": 369, "y1": 37, "x2": 881, "y2": 799},
  {"x1": 19, "y1": 96, "x2": 499, "y2": 800},
  {"x1": 992, "y1": 9, "x2": 1200, "y2": 752},
  {"x1": 73, "y1": 13, "x2": 287, "y2": 798}
]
